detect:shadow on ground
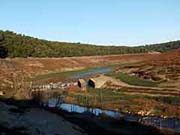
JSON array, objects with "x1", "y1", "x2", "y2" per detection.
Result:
[{"x1": 0, "y1": 97, "x2": 178, "y2": 135}]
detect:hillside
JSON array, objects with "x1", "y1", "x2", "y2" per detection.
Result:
[
  {"x1": 0, "y1": 30, "x2": 180, "y2": 58},
  {"x1": 0, "y1": 53, "x2": 161, "y2": 98}
]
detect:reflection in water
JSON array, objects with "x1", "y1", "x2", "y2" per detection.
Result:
[{"x1": 48, "y1": 99, "x2": 180, "y2": 133}]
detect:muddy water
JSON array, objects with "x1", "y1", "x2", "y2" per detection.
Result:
[{"x1": 47, "y1": 99, "x2": 180, "y2": 133}]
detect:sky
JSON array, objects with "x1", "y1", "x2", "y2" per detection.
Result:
[{"x1": 0, "y1": 0, "x2": 180, "y2": 46}]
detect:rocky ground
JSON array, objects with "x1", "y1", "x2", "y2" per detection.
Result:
[{"x1": 0, "y1": 101, "x2": 86, "y2": 135}]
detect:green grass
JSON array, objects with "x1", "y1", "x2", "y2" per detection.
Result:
[
  {"x1": 151, "y1": 96, "x2": 180, "y2": 105},
  {"x1": 69, "y1": 88, "x2": 180, "y2": 106},
  {"x1": 27, "y1": 67, "x2": 94, "y2": 81},
  {"x1": 66, "y1": 88, "x2": 180, "y2": 117},
  {"x1": 27, "y1": 65, "x2": 114, "y2": 82},
  {"x1": 115, "y1": 73, "x2": 159, "y2": 87},
  {"x1": 70, "y1": 88, "x2": 149, "y2": 105}
]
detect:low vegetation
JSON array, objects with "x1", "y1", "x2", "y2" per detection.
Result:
[
  {"x1": 65, "y1": 88, "x2": 180, "y2": 117},
  {"x1": 111, "y1": 72, "x2": 159, "y2": 87},
  {"x1": 28, "y1": 68, "x2": 93, "y2": 81}
]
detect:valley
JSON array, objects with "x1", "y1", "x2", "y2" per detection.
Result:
[{"x1": 0, "y1": 50, "x2": 179, "y2": 134}]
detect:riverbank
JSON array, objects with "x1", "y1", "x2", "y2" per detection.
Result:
[
  {"x1": 45, "y1": 103, "x2": 179, "y2": 135},
  {"x1": 63, "y1": 88, "x2": 180, "y2": 118},
  {"x1": 1, "y1": 98, "x2": 179, "y2": 135},
  {"x1": 51, "y1": 101, "x2": 180, "y2": 133}
]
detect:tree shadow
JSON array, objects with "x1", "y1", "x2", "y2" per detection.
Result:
[{"x1": 0, "y1": 46, "x2": 8, "y2": 58}]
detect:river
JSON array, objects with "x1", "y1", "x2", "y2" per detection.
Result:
[
  {"x1": 70, "y1": 67, "x2": 113, "y2": 79},
  {"x1": 47, "y1": 98, "x2": 180, "y2": 133}
]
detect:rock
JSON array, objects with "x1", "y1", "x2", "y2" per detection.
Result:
[{"x1": 0, "y1": 91, "x2": 5, "y2": 96}]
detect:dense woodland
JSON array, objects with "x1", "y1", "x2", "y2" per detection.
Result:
[{"x1": 0, "y1": 30, "x2": 180, "y2": 58}]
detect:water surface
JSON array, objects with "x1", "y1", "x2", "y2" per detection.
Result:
[
  {"x1": 71, "y1": 67, "x2": 112, "y2": 79},
  {"x1": 48, "y1": 99, "x2": 180, "y2": 133}
]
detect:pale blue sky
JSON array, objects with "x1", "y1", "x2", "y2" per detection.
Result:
[{"x1": 0, "y1": 0, "x2": 179, "y2": 46}]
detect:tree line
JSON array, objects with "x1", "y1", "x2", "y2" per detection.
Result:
[{"x1": 0, "y1": 30, "x2": 179, "y2": 58}]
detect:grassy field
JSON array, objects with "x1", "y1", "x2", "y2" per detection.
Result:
[
  {"x1": 27, "y1": 67, "x2": 94, "y2": 81},
  {"x1": 65, "y1": 88, "x2": 180, "y2": 117},
  {"x1": 68, "y1": 88, "x2": 180, "y2": 105},
  {"x1": 113, "y1": 72, "x2": 159, "y2": 87}
]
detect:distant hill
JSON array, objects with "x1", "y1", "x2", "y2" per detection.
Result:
[{"x1": 0, "y1": 30, "x2": 179, "y2": 58}]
